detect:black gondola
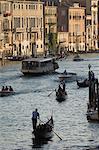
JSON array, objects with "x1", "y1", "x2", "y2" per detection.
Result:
[
  {"x1": 56, "y1": 83, "x2": 67, "y2": 102},
  {"x1": 56, "y1": 89, "x2": 67, "y2": 102},
  {"x1": 33, "y1": 116, "x2": 54, "y2": 140},
  {"x1": 76, "y1": 79, "x2": 89, "y2": 88}
]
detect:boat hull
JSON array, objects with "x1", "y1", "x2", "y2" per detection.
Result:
[
  {"x1": 0, "y1": 91, "x2": 15, "y2": 97},
  {"x1": 59, "y1": 73, "x2": 77, "y2": 82},
  {"x1": 33, "y1": 116, "x2": 54, "y2": 140},
  {"x1": 56, "y1": 91, "x2": 67, "y2": 102},
  {"x1": 77, "y1": 80, "x2": 89, "y2": 88},
  {"x1": 86, "y1": 110, "x2": 99, "y2": 122}
]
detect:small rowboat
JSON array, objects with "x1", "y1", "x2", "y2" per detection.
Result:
[
  {"x1": 58, "y1": 72, "x2": 77, "y2": 82},
  {"x1": 33, "y1": 116, "x2": 54, "y2": 140},
  {"x1": 56, "y1": 90, "x2": 67, "y2": 102},
  {"x1": 0, "y1": 90, "x2": 15, "y2": 97}
]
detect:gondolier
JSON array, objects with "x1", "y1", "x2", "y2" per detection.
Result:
[{"x1": 32, "y1": 109, "x2": 40, "y2": 131}]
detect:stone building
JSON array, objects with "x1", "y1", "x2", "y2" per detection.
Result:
[
  {"x1": 44, "y1": 1, "x2": 57, "y2": 55},
  {"x1": 0, "y1": 0, "x2": 44, "y2": 57},
  {"x1": 91, "y1": 0, "x2": 99, "y2": 51},
  {"x1": 12, "y1": 0, "x2": 44, "y2": 57},
  {"x1": 68, "y1": 3, "x2": 86, "y2": 52}
]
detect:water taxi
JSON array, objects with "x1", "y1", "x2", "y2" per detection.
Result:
[{"x1": 21, "y1": 57, "x2": 59, "y2": 75}]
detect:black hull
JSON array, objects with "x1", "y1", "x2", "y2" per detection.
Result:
[
  {"x1": 56, "y1": 91, "x2": 67, "y2": 102},
  {"x1": 77, "y1": 80, "x2": 89, "y2": 88},
  {"x1": 33, "y1": 116, "x2": 54, "y2": 140},
  {"x1": 22, "y1": 71, "x2": 55, "y2": 76}
]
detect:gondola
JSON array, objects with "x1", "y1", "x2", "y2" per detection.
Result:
[
  {"x1": 0, "y1": 90, "x2": 15, "y2": 97},
  {"x1": 33, "y1": 116, "x2": 54, "y2": 140},
  {"x1": 76, "y1": 79, "x2": 89, "y2": 88},
  {"x1": 56, "y1": 89, "x2": 67, "y2": 102}
]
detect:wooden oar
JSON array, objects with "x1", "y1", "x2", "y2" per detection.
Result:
[
  {"x1": 48, "y1": 89, "x2": 56, "y2": 97},
  {"x1": 39, "y1": 119, "x2": 62, "y2": 140}
]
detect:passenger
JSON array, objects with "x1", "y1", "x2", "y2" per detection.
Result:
[
  {"x1": 2, "y1": 86, "x2": 5, "y2": 91},
  {"x1": 9, "y1": 86, "x2": 13, "y2": 91},
  {"x1": 64, "y1": 70, "x2": 67, "y2": 75},
  {"x1": 5, "y1": 86, "x2": 8, "y2": 91},
  {"x1": 32, "y1": 108, "x2": 40, "y2": 131}
]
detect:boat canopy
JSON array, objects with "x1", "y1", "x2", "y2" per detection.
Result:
[{"x1": 22, "y1": 57, "x2": 56, "y2": 63}]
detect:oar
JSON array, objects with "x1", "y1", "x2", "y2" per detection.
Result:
[
  {"x1": 39, "y1": 119, "x2": 62, "y2": 140},
  {"x1": 48, "y1": 89, "x2": 56, "y2": 97},
  {"x1": 52, "y1": 129, "x2": 62, "y2": 140}
]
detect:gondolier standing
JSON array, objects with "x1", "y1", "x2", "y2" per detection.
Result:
[{"x1": 32, "y1": 109, "x2": 40, "y2": 131}]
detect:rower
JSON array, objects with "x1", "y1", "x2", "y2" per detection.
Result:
[
  {"x1": 63, "y1": 83, "x2": 65, "y2": 91},
  {"x1": 32, "y1": 108, "x2": 40, "y2": 131},
  {"x1": 58, "y1": 85, "x2": 63, "y2": 93}
]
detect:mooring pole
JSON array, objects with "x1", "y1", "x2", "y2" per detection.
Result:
[{"x1": 88, "y1": 64, "x2": 92, "y2": 107}]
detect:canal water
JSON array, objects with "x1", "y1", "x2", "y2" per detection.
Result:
[{"x1": 1, "y1": 55, "x2": 99, "y2": 150}]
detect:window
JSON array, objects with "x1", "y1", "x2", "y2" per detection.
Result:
[
  {"x1": 22, "y1": 4, "x2": 23, "y2": 9},
  {"x1": 3, "y1": 19, "x2": 9, "y2": 30},
  {"x1": 30, "y1": 18, "x2": 35, "y2": 27},
  {"x1": 26, "y1": 5, "x2": 28, "y2": 9},
  {"x1": 14, "y1": 17, "x2": 20, "y2": 28},
  {"x1": 19, "y1": 5, "x2": 20, "y2": 9},
  {"x1": 22, "y1": 18, "x2": 24, "y2": 28},
  {"x1": 14, "y1": 4, "x2": 15, "y2": 10}
]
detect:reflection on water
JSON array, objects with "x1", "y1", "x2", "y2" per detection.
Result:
[{"x1": 32, "y1": 137, "x2": 51, "y2": 148}]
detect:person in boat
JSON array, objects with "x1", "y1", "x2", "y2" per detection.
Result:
[
  {"x1": 63, "y1": 83, "x2": 65, "y2": 91},
  {"x1": 58, "y1": 85, "x2": 63, "y2": 93},
  {"x1": 91, "y1": 71, "x2": 95, "y2": 81},
  {"x1": 63, "y1": 70, "x2": 67, "y2": 75},
  {"x1": 9, "y1": 86, "x2": 13, "y2": 91},
  {"x1": 5, "y1": 86, "x2": 8, "y2": 91},
  {"x1": 32, "y1": 108, "x2": 40, "y2": 131},
  {"x1": 2, "y1": 86, "x2": 5, "y2": 91}
]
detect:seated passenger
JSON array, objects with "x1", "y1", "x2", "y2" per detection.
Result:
[
  {"x1": 2, "y1": 86, "x2": 5, "y2": 91},
  {"x1": 9, "y1": 86, "x2": 13, "y2": 91},
  {"x1": 5, "y1": 86, "x2": 8, "y2": 91}
]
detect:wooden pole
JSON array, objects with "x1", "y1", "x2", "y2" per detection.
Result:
[{"x1": 88, "y1": 65, "x2": 92, "y2": 107}]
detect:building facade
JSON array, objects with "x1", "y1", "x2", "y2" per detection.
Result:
[
  {"x1": 68, "y1": 3, "x2": 86, "y2": 52},
  {"x1": 44, "y1": 1, "x2": 57, "y2": 55},
  {"x1": 0, "y1": 1, "x2": 12, "y2": 57},
  {"x1": 91, "y1": 0, "x2": 99, "y2": 51},
  {"x1": 86, "y1": 15, "x2": 92, "y2": 51},
  {"x1": 12, "y1": 0, "x2": 44, "y2": 57},
  {"x1": 0, "y1": 0, "x2": 44, "y2": 57}
]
